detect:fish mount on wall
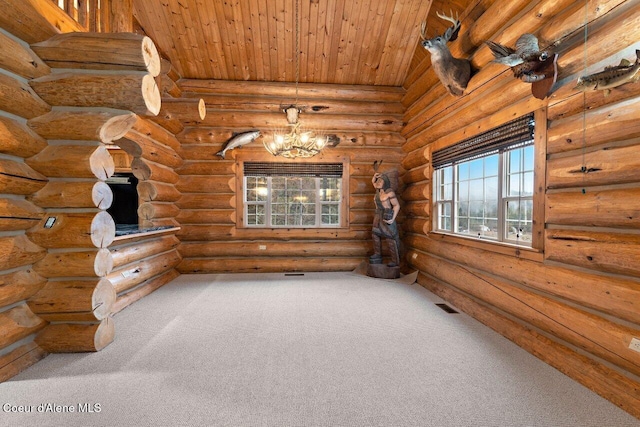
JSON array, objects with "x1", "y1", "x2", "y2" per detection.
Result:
[
  {"x1": 216, "y1": 130, "x2": 261, "y2": 159},
  {"x1": 574, "y1": 49, "x2": 640, "y2": 95},
  {"x1": 485, "y1": 34, "x2": 558, "y2": 100},
  {"x1": 420, "y1": 10, "x2": 472, "y2": 97}
]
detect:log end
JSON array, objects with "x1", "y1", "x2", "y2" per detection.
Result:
[
  {"x1": 95, "y1": 248, "x2": 115, "y2": 277},
  {"x1": 142, "y1": 74, "x2": 162, "y2": 116},
  {"x1": 99, "y1": 113, "x2": 137, "y2": 144},
  {"x1": 90, "y1": 146, "x2": 115, "y2": 181},
  {"x1": 131, "y1": 157, "x2": 151, "y2": 181},
  {"x1": 198, "y1": 98, "x2": 206, "y2": 120},
  {"x1": 142, "y1": 36, "x2": 162, "y2": 78},
  {"x1": 92, "y1": 181, "x2": 113, "y2": 210},
  {"x1": 93, "y1": 278, "x2": 116, "y2": 320},
  {"x1": 91, "y1": 211, "x2": 116, "y2": 248},
  {"x1": 94, "y1": 317, "x2": 115, "y2": 351}
]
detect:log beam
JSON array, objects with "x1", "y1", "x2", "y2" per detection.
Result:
[
  {"x1": 26, "y1": 145, "x2": 114, "y2": 180},
  {"x1": 112, "y1": 268, "x2": 179, "y2": 314},
  {"x1": 0, "y1": 0, "x2": 84, "y2": 44},
  {"x1": 0, "y1": 30, "x2": 49, "y2": 79},
  {"x1": 31, "y1": 32, "x2": 161, "y2": 76},
  {"x1": 0, "y1": 73, "x2": 51, "y2": 119},
  {"x1": 35, "y1": 318, "x2": 114, "y2": 353},
  {"x1": 110, "y1": 235, "x2": 179, "y2": 268},
  {"x1": 0, "y1": 342, "x2": 47, "y2": 383},
  {"x1": 137, "y1": 180, "x2": 181, "y2": 202},
  {"x1": 178, "y1": 257, "x2": 363, "y2": 274},
  {"x1": 0, "y1": 116, "x2": 48, "y2": 158},
  {"x1": 0, "y1": 199, "x2": 43, "y2": 231},
  {"x1": 27, "y1": 211, "x2": 115, "y2": 249},
  {"x1": 28, "y1": 181, "x2": 113, "y2": 210},
  {"x1": 0, "y1": 270, "x2": 47, "y2": 307},
  {"x1": 0, "y1": 159, "x2": 48, "y2": 195},
  {"x1": 107, "y1": 249, "x2": 181, "y2": 294},
  {"x1": 179, "y1": 79, "x2": 405, "y2": 103},
  {"x1": 34, "y1": 248, "x2": 114, "y2": 278},
  {"x1": 0, "y1": 304, "x2": 47, "y2": 350},
  {"x1": 0, "y1": 235, "x2": 46, "y2": 271},
  {"x1": 27, "y1": 278, "x2": 115, "y2": 322},
  {"x1": 27, "y1": 110, "x2": 137, "y2": 143},
  {"x1": 131, "y1": 158, "x2": 180, "y2": 184},
  {"x1": 30, "y1": 72, "x2": 161, "y2": 116}
]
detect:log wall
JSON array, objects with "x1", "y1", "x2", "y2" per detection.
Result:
[
  {"x1": 402, "y1": 0, "x2": 640, "y2": 417},
  {"x1": 0, "y1": 9, "x2": 182, "y2": 380},
  {"x1": 174, "y1": 81, "x2": 405, "y2": 273},
  {"x1": 0, "y1": 16, "x2": 51, "y2": 382}
]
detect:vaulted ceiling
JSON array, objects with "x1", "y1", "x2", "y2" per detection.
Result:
[{"x1": 133, "y1": 0, "x2": 468, "y2": 87}]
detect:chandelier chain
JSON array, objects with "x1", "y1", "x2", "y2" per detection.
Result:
[
  {"x1": 295, "y1": 0, "x2": 300, "y2": 105},
  {"x1": 263, "y1": 0, "x2": 327, "y2": 158}
]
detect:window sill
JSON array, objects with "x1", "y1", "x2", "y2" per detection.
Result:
[
  {"x1": 235, "y1": 226, "x2": 353, "y2": 238},
  {"x1": 428, "y1": 231, "x2": 544, "y2": 262}
]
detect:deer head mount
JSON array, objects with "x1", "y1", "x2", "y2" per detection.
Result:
[{"x1": 420, "y1": 11, "x2": 471, "y2": 97}]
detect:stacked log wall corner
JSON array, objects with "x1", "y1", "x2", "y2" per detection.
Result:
[{"x1": 0, "y1": 16, "x2": 180, "y2": 381}]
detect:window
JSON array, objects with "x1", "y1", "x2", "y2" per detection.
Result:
[
  {"x1": 433, "y1": 114, "x2": 535, "y2": 246},
  {"x1": 243, "y1": 162, "x2": 343, "y2": 228}
]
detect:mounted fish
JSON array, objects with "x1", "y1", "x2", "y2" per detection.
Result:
[
  {"x1": 486, "y1": 34, "x2": 558, "y2": 99},
  {"x1": 574, "y1": 50, "x2": 640, "y2": 95},
  {"x1": 216, "y1": 130, "x2": 261, "y2": 159},
  {"x1": 420, "y1": 11, "x2": 471, "y2": 97}
]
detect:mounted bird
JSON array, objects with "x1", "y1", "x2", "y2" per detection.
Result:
[
  {"x1": 485, "y1": 33, "x2": 558, "y2": 99},
  {"x1": 485, "y1": 34, "x2": 555, "y2": 83},
  {"x1": 420, "y1": 11, "x2": 472, "y2": 97}
]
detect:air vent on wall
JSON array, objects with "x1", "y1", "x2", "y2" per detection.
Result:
[{"x1": 435, "y1": 303, "x2": 459, "y2": 314}]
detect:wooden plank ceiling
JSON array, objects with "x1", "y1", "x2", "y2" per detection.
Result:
[{"x1": 132, "y1": 0, "x2": 467, "y2": 87}]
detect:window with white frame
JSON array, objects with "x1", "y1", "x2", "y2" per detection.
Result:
[
  {"x1": 243, "y1": 162, "x2": 342, "y2": 228},
  {"x1": 433, "y1": 113, "x2": 535, "y2": 246}
]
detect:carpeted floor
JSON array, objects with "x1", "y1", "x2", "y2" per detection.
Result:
[{"x1": 1, "y1": 272, "x2": 638, "y2": 427}]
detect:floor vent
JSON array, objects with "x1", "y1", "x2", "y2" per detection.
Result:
[
  {"x1": 435, "y1": 303, "x2": 459, "y2": 314},
  {"x1": 284, "y1": 273, "x2": 305, "y2": 276}
]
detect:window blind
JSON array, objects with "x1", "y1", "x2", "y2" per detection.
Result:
[
  {"x1": 244, "y1": 162, "x2": 343, "y2": 177},
  {"x1": 432, "y1": 113, "x2": 535, "y2": 170}
]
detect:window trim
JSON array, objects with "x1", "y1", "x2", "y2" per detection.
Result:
[
  {"x1": 429, "y1": 108, "x2": 546, "y2": 254},
  {"x1": 235, "y1": 152, "x2": 350, "y2": 230}
]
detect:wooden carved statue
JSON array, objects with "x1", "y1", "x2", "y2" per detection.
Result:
[
  {"x1": 420, "y1": 11, "x2": 472, "y2": 97},
  {"x1": 369, "y1": 161, "x2": 401, "y2": 268}
]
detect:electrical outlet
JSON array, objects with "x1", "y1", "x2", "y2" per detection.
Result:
[
  {"x1": 259, "y1": 245, "x2": 267, "y2": 250},
  {"x1": 629, "y1": 338, "x2": 640, "y2": 353}
]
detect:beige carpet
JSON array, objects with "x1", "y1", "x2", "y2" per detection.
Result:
[{"x1": 1, "y1": 272, "x2": 638, "y2": 427}]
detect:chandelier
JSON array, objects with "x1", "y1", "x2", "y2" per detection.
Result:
[
  {"x1": 263, "y1": 0, "x2": 327, "y2": 158},
  {"x1": 264, "y1": 106, "x2": 327, "y2": 158}
]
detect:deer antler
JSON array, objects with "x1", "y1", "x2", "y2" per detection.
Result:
[
  {"x1": 436, "y1": 9, "x2": 461, "y2": 42},
  {"x1": 420, "y1": 21, "x2": 428, "y2": 41}
]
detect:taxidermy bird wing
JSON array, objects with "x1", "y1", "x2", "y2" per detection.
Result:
[
  {"x1": 514, "y1": 33, "x2": 540, "y2": 58},
  {"x1": 485, "y1": 40, "x2": 522, "y2": 67}
]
